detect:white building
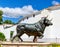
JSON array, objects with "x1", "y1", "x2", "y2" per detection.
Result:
[{"x1": 0, "y1": 5, "x2": 60, "y2": 42}]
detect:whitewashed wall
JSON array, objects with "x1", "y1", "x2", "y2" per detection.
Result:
[{"x1": 49, "y1": 9, "x2": 60, "y2": 38}]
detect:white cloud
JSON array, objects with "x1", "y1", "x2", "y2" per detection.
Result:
[
  {"x1": 0, "y1": 5, "x2": 38, "y2": 18},
  {"x1": 52, "y1": 1, "x2": 60, "y2": 5}
]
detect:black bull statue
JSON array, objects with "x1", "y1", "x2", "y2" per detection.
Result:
[{"x1": 11, "y1": 16, "x2": 53, "y2": 42}]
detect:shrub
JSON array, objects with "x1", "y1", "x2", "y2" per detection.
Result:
[{"x1": 0, "y1": 32, "x2": 6, "y2": 41}]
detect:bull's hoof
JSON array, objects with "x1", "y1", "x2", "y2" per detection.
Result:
[
  {"x1": 33, "y1": 39, "x2": 37, "y2": 42},
  {"x1": 33, "y1": 40, "x2": 37, "y2": 43}
]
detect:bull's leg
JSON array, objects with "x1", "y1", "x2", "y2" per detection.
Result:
[
  {"x1": 33, "y1": 36, "x2": 37, "y2": 42},
  {"x1": 11, "y1": 32, "x2": 23, "y2": 42},
  {"x1": 18, "y1": 33, "x2": 24, "y2": 42},
  {"x1": 16, "y1": 26, "x2": 24, "y2": 42},
  {"x1": 18, "y1": 36, "x2": 23, "y2": 42},
  {"x1": 39, "y1": 32, "x2": 43, "y2": 36}
]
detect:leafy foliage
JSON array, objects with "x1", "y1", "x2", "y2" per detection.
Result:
[
  {"x1": 38, "y1": 43, "x2": 60, "y2": 47},
  {"x1": 4, "y1": 20, "x2": 15, "y2": 24},
  {"x1": 0, "y1": 32, "x2": 6, "y2": 41},
  {"x1": 52, "y1": 43, "x2": 60, "y2": 47},
  {"x1": 0, "y1": 10, "x2": 3, "y2": 24},
  {"x1": 0, "y1": 10, "x2": 3, "y2": 16}
]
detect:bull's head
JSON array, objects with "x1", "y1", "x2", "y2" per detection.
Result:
[{"x1": 44, "y1": 16, "x2": 53, "y2": 26}]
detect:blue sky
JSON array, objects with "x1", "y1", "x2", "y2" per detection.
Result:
[
  {"x1": 0, "y1": 0, "x2": 60, "y2": 23},
  {"x1": 0, "y1": 0, "x2": 53, "y2": 10}
]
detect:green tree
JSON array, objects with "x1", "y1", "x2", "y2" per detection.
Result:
[
  {"x1": 4, "y1": 20, "x2": 14, "y2": 24},
  {"x1": 0, "y1": 10, "x2": 3, "y2": 24},
  {"x1": 0, "y1": 32, "x2": 6, "y2": 41}
]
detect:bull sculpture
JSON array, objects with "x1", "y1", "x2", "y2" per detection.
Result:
[{"x1": 11, "y1": 16, "x2": 53, "y2": 42}]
